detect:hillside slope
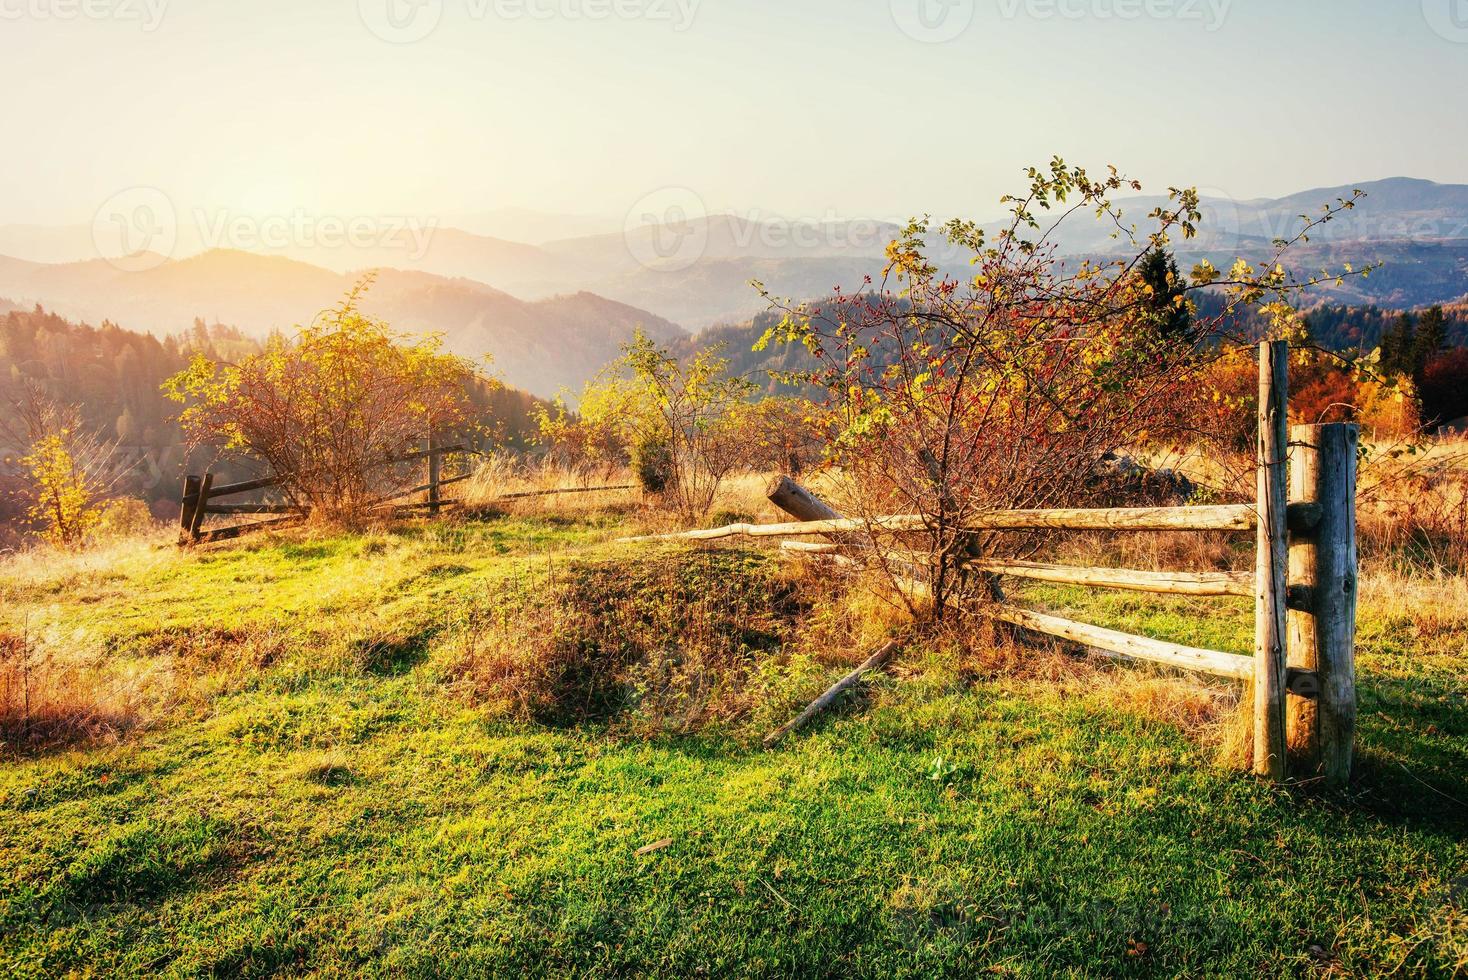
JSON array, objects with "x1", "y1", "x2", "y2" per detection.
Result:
[{"x1": 0, "y1": 514, "x2": 1462, "y2": 976}]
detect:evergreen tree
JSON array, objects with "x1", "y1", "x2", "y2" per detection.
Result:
[
  {"x1": 1380, "y1": 312, "x2": 1416, "y2": 376},
  {"x1": 1138, "y1": 248, "x2": 1193, "y2": 340},
  {"x1": 1413, "y1": 305, "x2": 1447, "y2": 377}
]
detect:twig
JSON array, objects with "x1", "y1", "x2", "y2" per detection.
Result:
[
  {"x1": 759, "y1": 877, "x2": 796, "y2": 913},
  {"x1": 1397, "y1": 762, "x2": 1468, "y2": 810},
  {"x1": 763, "y1": 639, "x2": 904, "y2": 748}
]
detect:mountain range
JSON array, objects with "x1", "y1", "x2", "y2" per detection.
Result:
[
  {"x1": 1, "y1": 177, "x2": 1465, "y2": 397},
  {"x1": 0, "y1": 250, "x2": 683, "y2": 400}
]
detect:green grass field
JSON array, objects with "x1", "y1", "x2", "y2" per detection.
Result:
[{"x1": 1, "y1": 513, "x2": 1464, "y2": 977}]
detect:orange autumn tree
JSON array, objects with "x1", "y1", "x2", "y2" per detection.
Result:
[{"x1": 165, "y1": 276, "x2": 483, "y2": 523}]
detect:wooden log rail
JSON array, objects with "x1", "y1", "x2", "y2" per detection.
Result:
[
  {"x1": 618, "y1": 504, "x2": 1260, "y2": 545},
  {"x1": 986, "y1": 606, "x2": 1255, "y2": 680}
]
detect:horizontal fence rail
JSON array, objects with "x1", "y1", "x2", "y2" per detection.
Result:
[
  {"x1": 180, "y1": 443, "x2": 473, "y2": 544},
  {"x1": 985, "y1": 605, "x2": 1256, "y2": 680},
  {"x1": 618, "y1": 504, "x2": 1263, "y2": 544},
  {"x1": 778, "y1": 543, "x2": 1251, "y2": 598},
  {"x1": 181, "y1": 443, "x2": 636, "y2": 545},
  {"x1": 965, "y1": 560, "x2": 1253, "y2": 597}
]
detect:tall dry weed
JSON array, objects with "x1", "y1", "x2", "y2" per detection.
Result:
[{"x1": 0, "y1": 627, "x2": 152, "y2": 754}]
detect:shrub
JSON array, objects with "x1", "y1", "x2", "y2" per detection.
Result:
[
  {"x1": 631, "y1": 435, "x2": 673, "y2": 495},
  {"x1": 761, "y1": 159, "x2": 1364, "y2": 621},
  {"x1": 92, "y1": 498, "x2": 157, "y2": 541},
  {"x1": 164, "y1": 275, "x2": 485, "y2": 523},
  {"x1": 1, "y1": 384, "x2": 122, "y2": 549},
  {"x1": 576, "y1": 331, "x2": 756, "y2": 521}
]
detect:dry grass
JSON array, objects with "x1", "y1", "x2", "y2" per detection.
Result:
[
  {"x1": 1357, "y1": 437, "x2": 1468, "y2": 575},
  {"x1": 447, "y1": 549, "x2": 815, "y2": 736},
  {"x1": 458, "y1": 453, "x2": 642, "y2": 520},
  {"x1": 0, "y1": 626, "x2": 157, "y2": 754}
]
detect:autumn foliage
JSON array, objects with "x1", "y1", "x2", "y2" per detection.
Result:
[
  {"x1": 761, "y1": 159, "x2": 1365, "y2": 620},
  {"x1": 165, "y1": 277, "x2": 484, "y2": 522}
]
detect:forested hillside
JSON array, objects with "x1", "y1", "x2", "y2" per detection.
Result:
[{"x1": 0, "y1": 308, "x2": 550, "y2": 520}]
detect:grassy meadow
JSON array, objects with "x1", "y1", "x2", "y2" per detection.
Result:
[{"x1": 0, "y1": 471, "x2": 1465, "y2": 977}]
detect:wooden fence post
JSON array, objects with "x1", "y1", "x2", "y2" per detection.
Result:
[
  {"x1": 186, "y1": 472, "x2": 214, "y2": 544},
  {"x1": 1254, "y1": 340, "x2": 1289, "y2": 780},
  {"x1": 426, "y1": 436, "x2": 442, "y2": 516},
  {"x1": 178, "y1": 475, "x2": 201, "y2": 544},
  {"x1": 1286, "y1": 422, "x2": 1358, "y2": 786}
]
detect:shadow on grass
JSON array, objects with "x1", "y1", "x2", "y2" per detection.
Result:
[
  {"x1": 1, "y1": 813, "x2": 256, "y2": 935},
  {"x1": 350, "y1": 628, "x2": 436, "y2": 677}
]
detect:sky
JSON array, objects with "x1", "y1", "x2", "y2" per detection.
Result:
[{"x1": 3, "y1": 0, "x2": 1467, "y2": 233}]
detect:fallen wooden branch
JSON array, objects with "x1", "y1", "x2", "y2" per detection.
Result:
[{"x1": 763, "y1": 639, "x2": 903, "y2": 748}]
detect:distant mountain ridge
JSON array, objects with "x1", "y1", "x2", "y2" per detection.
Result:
[
  {"x1": 2, "y1": 177, "x2": 1467, "y2": 391},
  {"x1": 0, "y1": 249, "x2": 685, "y2": 400}
]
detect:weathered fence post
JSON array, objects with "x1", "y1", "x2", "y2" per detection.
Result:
[
  {"x1": 1254, "y1": 340, "x2": 1289, "y2": 780},
  {"x1": 178, "y1": 475, "x2": 201, "y2": 544},
  {"x1": 1286, "y1": 422, "x2": 1358, "y2": 786},
  {"x1": 426, "y1": 436, "x2": 442, "y2": 516},
  {"x1": 186, "y1": 472, "x2": 214, "y2": 544}
]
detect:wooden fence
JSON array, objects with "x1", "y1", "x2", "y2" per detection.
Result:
[
  {"x1": 177, "y1": 444, "x2": 474, "y2": 545},
  {"x1": 180, "y1": 446, "x2": 637, "y2": 546},
  {"x1": 622, "y1": 341, "x2": 1359, "y2": 786}
]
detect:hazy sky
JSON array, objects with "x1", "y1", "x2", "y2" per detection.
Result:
[{"x1": 3, "y1": 0, "x2": 1467, "y2": 229}]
